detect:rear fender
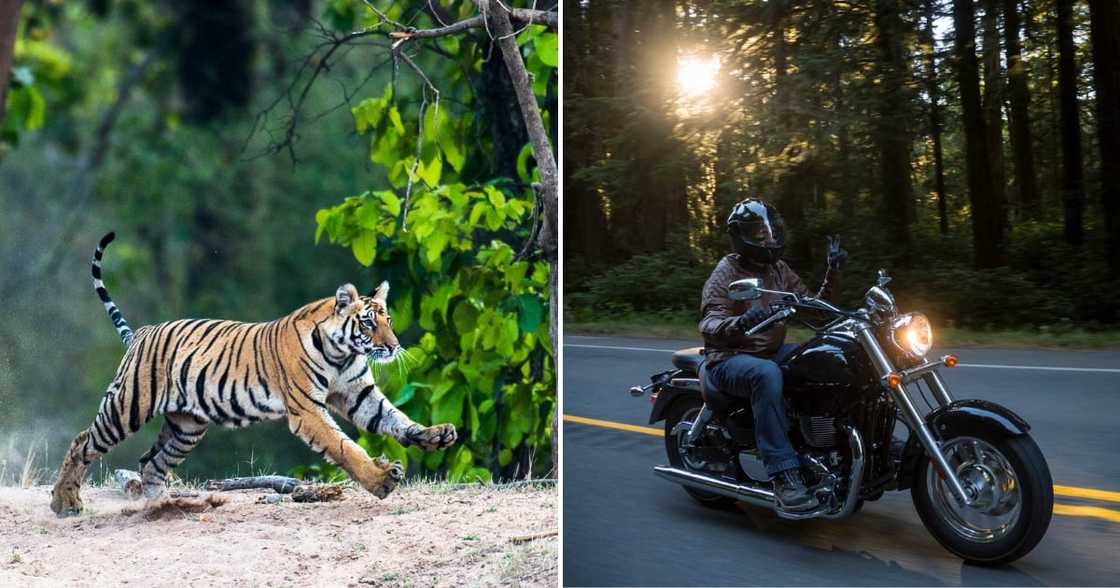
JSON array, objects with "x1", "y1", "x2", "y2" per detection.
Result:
[
  {"x1": 896, "y1": 399, "x2": 1031, "y2": 490},
  {"x1": 649, "y1": 385, "x2": 702, "y2": 424}
]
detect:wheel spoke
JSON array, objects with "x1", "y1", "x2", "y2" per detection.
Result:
[{"x1": 926, "y1": 436, "x2": 1022, "y2": 544}]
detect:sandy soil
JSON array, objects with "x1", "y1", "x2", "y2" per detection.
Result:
[{"x1": 0, "y1": 482, "x2": 556, "y2": 587}]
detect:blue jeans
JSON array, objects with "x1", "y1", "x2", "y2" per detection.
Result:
[{"x1": 704, "y1": 343, "x2": 800, "y2": 476}]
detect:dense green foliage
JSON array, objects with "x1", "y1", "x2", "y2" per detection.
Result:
[
  {"x1": 565, "y1": 0, "x2": 1120, "y2": 331},
  {"x1": 0, "y1": 0, "x2": 555, "y2": 484},
  {"x1": 303, "y1": 1, "x2": 557, "y2": 481}
]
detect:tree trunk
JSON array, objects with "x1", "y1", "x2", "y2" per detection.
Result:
[
  {"x1": 981, "y1": 0, "x2": 1007, "y2": 228},
  {"x1": 175, "y1": 0, "x2": 255, "y2": 123},
  {"x1": 1057, "y1": 0, "x2": 1084, "y2": 247},
  {"x1": 1004, "y1": 0, "x2": 1041, "y2": 219},
  {"x1": 772, "y1": 12, "x2": 809, "y2": 262},
  {"x1": 1089, "y1": 0, "x2": 1120, "y2": 270},
  {"x1": 486, "y1": 0, "x2": 559, "y2": 476},
  {"x1": 954, "y1": 0, "x2": 1003, "y2": 267},
  {"x1": 921, "y1": 0, "x2": 949, "y2": 234},
  {"x1": 875, "y1": 0, "x2": 914, "y2": 255},
  {"x1": 0, "y1": 0, "x2": 22, "y2": 125},
  {"x1": 562, "y1": 0, "x2": 608, "y2": 265}
]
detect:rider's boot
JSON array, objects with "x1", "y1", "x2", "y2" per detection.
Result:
[{"x1": 774, "y1": 468, "x2": 819, "y2": 512}]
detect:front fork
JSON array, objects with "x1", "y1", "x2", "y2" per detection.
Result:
[{"x1": 854, "y1": 326, "x2": 974, "y2": 505}]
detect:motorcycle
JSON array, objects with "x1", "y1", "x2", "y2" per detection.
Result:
[{"x1": 630, "y1": 270, "x2": 1053, "y2": 565}]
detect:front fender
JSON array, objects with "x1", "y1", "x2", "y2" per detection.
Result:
[
  {"x1": 927, "y1": 398, "x2": 1031, "y2": 438},
  {"x1": 896, "y1": 399, "x2": 1031, "y2": 490},
  {"x1": 648, "y1": 385, "x2": 702, "y2": 424}
]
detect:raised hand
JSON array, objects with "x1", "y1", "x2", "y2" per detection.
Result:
[{"x1": 826, "y1": 235, "x2": 848, "y2": 271}]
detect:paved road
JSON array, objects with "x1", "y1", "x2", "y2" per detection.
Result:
[{"x1": 562, "y1": 335, "x2": 1120, "y2": 586}]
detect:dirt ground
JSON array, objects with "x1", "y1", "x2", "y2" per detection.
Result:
[{"x1": 0, "y1": 481, "x2": 557, "y2": 587}]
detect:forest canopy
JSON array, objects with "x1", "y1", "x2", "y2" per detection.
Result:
[{"x1": 564, "y1": 0, "x2": 1120, "y2": 332}]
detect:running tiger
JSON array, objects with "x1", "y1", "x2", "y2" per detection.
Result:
[{"x1": 50, "y1": 232, "x2": 457, "y2": 516}]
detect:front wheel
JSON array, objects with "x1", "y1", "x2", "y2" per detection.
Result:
[{"x1": 912, "y1": 431, "x2": 1053, "y2": 565}]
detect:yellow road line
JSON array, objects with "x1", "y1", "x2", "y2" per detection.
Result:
[
  {"x1": 564, "y1": 413, "x2": 1120, "y2": 520},
  {"x1": 563, "y1": 414, "x2": 662, "y2": 436},
  {"x1": 1054, "y1": 484, "x2": 1120, "y2": 504},
  {"x1": 1053, "y1": 504, "x2": 1120, "y2": 523}
]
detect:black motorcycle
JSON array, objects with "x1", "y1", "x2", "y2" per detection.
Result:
[{"x1": 630, "y1": 270, "x2": 1053, "y2": 565}]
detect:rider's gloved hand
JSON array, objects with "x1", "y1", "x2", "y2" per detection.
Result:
[
  {"x1": 734, "y1": 307, "x2": 770, "y2": 333},
  {"x1": 826, "y1": 235, "x2": 848, "y2": 271}
]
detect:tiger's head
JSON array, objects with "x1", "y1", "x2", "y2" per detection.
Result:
[{"x1": 327, "y1": 282, "x2": 400, "y2": 364}]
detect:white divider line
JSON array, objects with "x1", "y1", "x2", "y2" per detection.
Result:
[{"x1": 563, "y1": 343, "x2": 1120, "y2": 374}]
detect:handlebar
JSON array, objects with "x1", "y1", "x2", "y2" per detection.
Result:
[{"x1": 744, "y1": 306, "x2": 797, "y2": 336}]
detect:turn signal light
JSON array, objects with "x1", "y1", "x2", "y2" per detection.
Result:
[
  {"x1": 943, "y1": 354, "x2": 958, "y2": 368},
  {"x1": 887, "y1": 373, "x2": 902, "y2": 388}
]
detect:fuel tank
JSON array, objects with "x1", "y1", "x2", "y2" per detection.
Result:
[{"x1": 780, "y1": 333, "x2": 874, "y2": 415}]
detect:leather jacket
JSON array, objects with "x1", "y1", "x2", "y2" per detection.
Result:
[{"x1": 699, "y1": 254, "x2": 840, "y2": 363}]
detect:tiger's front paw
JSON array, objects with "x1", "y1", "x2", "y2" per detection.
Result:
[
  {"x1": 402, "y1": 423, "x2": 458, "y2": 451},
  {"x1": 50, "y1": 486, "x2": 83, "y2": 518},
  {"x1": 367, "y1": 456, "x2": 404, "y2": 499}
]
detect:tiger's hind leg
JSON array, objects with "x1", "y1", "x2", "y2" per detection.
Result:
[
  {"x1": 139, "y1": 413, "x2": 209, "y2": 498},
  {"x1": 51, "y1": 384, "x2": 145, "y2": 517}
]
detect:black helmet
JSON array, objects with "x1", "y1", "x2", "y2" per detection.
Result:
[{"x1": 727, "y1": 198, "x2": 785, "y2": 265}]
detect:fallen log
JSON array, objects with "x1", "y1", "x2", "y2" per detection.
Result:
[{"x1": 203, "y1": 475, "x2": 303, "y2": 494}]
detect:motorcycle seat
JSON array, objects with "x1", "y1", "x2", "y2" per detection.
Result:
[{"x1": 672, "y1": 347, "x2": 705, "y2": 372}]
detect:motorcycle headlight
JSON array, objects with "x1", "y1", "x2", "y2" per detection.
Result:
[{"x1": 891, "y1": 312, "x2": 932, "y2": 358}]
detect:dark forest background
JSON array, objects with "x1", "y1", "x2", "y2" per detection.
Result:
[
  {"x1": 564, "y1": 0, "x2": 1120, "y2": 334},
  {"x1": 0, "y1": 0, "x2": 556, "y2": 484}
]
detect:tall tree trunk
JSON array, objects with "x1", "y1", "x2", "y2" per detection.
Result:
[
  {"x1": 562, "y1": 0, "x2": 608, "y2": 264},
  {"x1": 772, "y1": 12, "x2": 808, "y2": 262},
  {"x1": 1004, "y1": 0, "x2": 1041, "y2": 218},
  {"x1": 633, "y1": 0, "x2": 677, "y2": 254},
  {"x1": 1056, "y1": 0, "x2": 1084, "y2": 247},
  {"x1": 1089, "y1": 0, "x2": 1120, "y2": 270},
  {"x1": 981, "y1": 0, "x2": 1007, "y2": 227},
  {"x1": 922, "y1": 0, "x2": 949, "y2": 234},
  {"x1": 175, "y1": 0, "x2": 255, "y2": 123},
  {"x1": 954, "y1": 0, "x2": 1003, "y2": 267},
  {"x1": 487, "y1": 0, "x2": 559, "y2": 476},
  {"x1": 875, "y1": 0, "x2": 914, "y2": 256},
  {"x1": 0, "y1": 0, "x2": 22, "y2": 125}
]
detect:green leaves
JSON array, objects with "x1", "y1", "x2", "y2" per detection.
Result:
[
  {"x1": 307, "y1": 11, "x2": 558, "y2": 482},
  {"x1": 351, "y1": 231, "x2": 376, "y2": 266},
  {"x1": 515, "y1": 294, "x2": 543, "y2": 333},
  {"x1": 378, "y1": 191, "x2": 402, "y2": 218},
  {"x1": 313, "y1": 180, "x2": 553, "y2": 480},
  {"x1": 536, "y1": 33, "x2": 559, "y2": 67}
]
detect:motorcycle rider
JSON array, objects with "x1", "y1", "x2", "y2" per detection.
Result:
[{"x1": 699, "y1": 198, "x2": 847, "y2": 512}]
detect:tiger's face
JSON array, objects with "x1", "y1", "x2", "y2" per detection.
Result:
[{"x1": 329, "y1": 282, "x2": 400, "y2": 364}]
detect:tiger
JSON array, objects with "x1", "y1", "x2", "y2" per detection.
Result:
[{"x1": 50, "y1": 232, "x2": 457, "y2": 517}]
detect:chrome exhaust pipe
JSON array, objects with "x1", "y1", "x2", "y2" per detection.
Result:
[
  {"x1": 654, "y1": 425, "x2": 866, "y2": 520},
  {"x1": 653, "y1": 465, "x2": 776, "y2": 510},
  {"x1": 821, "y1": 425, "x2": 864, "y2": 520}
]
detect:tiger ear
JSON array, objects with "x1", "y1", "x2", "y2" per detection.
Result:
[
  {"x1": 335, "y1": 283, "x2": 359, "y2": 314},
  {"x1": 372, "y1": 280, "x2": 390, "y2": 303}
]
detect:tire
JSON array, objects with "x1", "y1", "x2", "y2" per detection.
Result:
[
  {"x1": 664, "y1": 398, "x2": 738, "y2": 510},
  {"x1": 912, "y1": 431, "x2": 1053, "y2": 565}
]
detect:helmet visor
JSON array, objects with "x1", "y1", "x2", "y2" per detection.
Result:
[{"x1": 729, "y1": 202, "x2": 785, "y2": 248}]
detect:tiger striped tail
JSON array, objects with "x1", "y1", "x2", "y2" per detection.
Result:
[{"x1": 92, "y1": 232, "x2": 134, "y2": 346}]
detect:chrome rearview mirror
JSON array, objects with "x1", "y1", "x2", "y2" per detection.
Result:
[
  {"x1": 729, "y1": 278, "x2": 763, "y2": 301},
  {"x1": 865, "y1": 286, "x2": 895, "y2": 310},
  {"x1": 877, "y1": 268, "x2": 892, "y2": 288}
]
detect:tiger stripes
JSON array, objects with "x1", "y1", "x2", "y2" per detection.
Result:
[{"x1": 50, "y1": 233, "x2": 458, "y2": 517}]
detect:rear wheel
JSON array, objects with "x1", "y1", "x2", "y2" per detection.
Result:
[
  {"x1": 664, "y1": 399, "x2": 737, "y2": 509},
  {"x1": 912, "y1": 431, "x2": 1053, "y2": 565}
]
